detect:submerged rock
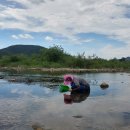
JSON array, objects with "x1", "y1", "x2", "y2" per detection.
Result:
[
  {"x1": 32, "y1": 125, "x2": 44, "y2": 130},
  {"x1": 8, "y1": 78, "x2": 16, "y2": 82},
  {"x1": 7, "y1": 75, "x2": 63, "y2": 85},
  {"x1": 0, "y1": 75, "x2": 4, "y2": 79}
]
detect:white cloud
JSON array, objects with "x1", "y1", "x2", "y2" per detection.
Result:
[
  {"x1": 0, "y1": 0, "x2": 129, "y2": 37},
  {"x1": 99, "y1": 44, "x2": 130, "y2": 59},
  {"x1": 19, "y1": 34, "x2": 34, "y2": 39},
  {"x1": 11, "y1": 34, "x2": 34, "y2": 39},
  {"x1": 45, "y1": 36, "x2": 53, "y2": 41},
  {"x1": 67, "y1": 37, "x2": 94, "y2": 44},
  {"x1": 82, "y1": 39, "x2": 94, "y2": 43},
  {"x1": 11, "y1": 34, "x2": 19, "y2": 39}
]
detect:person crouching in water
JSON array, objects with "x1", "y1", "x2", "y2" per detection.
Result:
[{"x1": 64, "y1": 74, "x2": 90, "y2": 93}]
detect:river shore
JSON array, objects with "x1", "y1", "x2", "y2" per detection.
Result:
[{"x1": 0, "y1": 67, "x2": 129, "y2": 73}]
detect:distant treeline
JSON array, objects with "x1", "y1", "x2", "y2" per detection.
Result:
[{"x1": 0, "y1": 45, "x2": 130, "y2": 70}]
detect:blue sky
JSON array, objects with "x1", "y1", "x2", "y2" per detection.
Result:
[{"x1": 0, "y1": 0, "x2": 130, "y2": 59}]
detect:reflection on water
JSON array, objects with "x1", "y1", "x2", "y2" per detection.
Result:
[
  {"x1": 0, "y1": 72, "x2": 130, "y2": 130},
  {"x1": 64, "y1": 89, "x2": 90, "y2": 104}
]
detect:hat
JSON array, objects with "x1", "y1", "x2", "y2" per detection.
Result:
[{"x1": 64, "y1": 74, "x2": 73, "y2": 85}]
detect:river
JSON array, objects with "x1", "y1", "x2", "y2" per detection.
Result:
[{"x1": 0, "y1": 72, "x2": 130, "y2": 130}]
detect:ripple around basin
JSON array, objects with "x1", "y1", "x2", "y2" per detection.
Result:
[{"x1": 0, "y1": 72, "x2": 130, "y2": 130}]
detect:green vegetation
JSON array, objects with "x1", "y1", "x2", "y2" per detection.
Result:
[{"x1": 0, "y1": 45, "x2": 130, "y2": 70}]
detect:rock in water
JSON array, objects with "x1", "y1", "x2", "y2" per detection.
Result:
[{"x1": 100, "y1": 82, "x2": 109, "y2": 89}]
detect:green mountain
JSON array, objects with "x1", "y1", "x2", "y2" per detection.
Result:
[{"x1": 0, "y1": 45, "x2": 46, "y2": 55}]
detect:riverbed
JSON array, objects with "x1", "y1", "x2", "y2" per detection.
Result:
[{"x1": 0, "y1": 72, "x2": 130, "y2": 130}]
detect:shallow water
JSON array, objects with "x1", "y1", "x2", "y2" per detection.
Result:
[{"x1": 0, "y1": 72, "x2": 130, "y2": 130}]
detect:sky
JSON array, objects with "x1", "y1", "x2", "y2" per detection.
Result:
[{"x1": 0, "y1": 0, "x2": 130, "y2": 59}]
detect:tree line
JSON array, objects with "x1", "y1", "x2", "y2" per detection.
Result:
[{"x1": 0, "y1": 45, "x2": 130, "y2": 70}]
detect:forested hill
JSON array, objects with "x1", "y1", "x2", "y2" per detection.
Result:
[{"x1": 0, "y1": 45, "x2": 46, "y2": 55}]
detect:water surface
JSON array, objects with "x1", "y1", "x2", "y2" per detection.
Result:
[{"x1": 0, "y1": 72, "x2": 130, "y2": 130}]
